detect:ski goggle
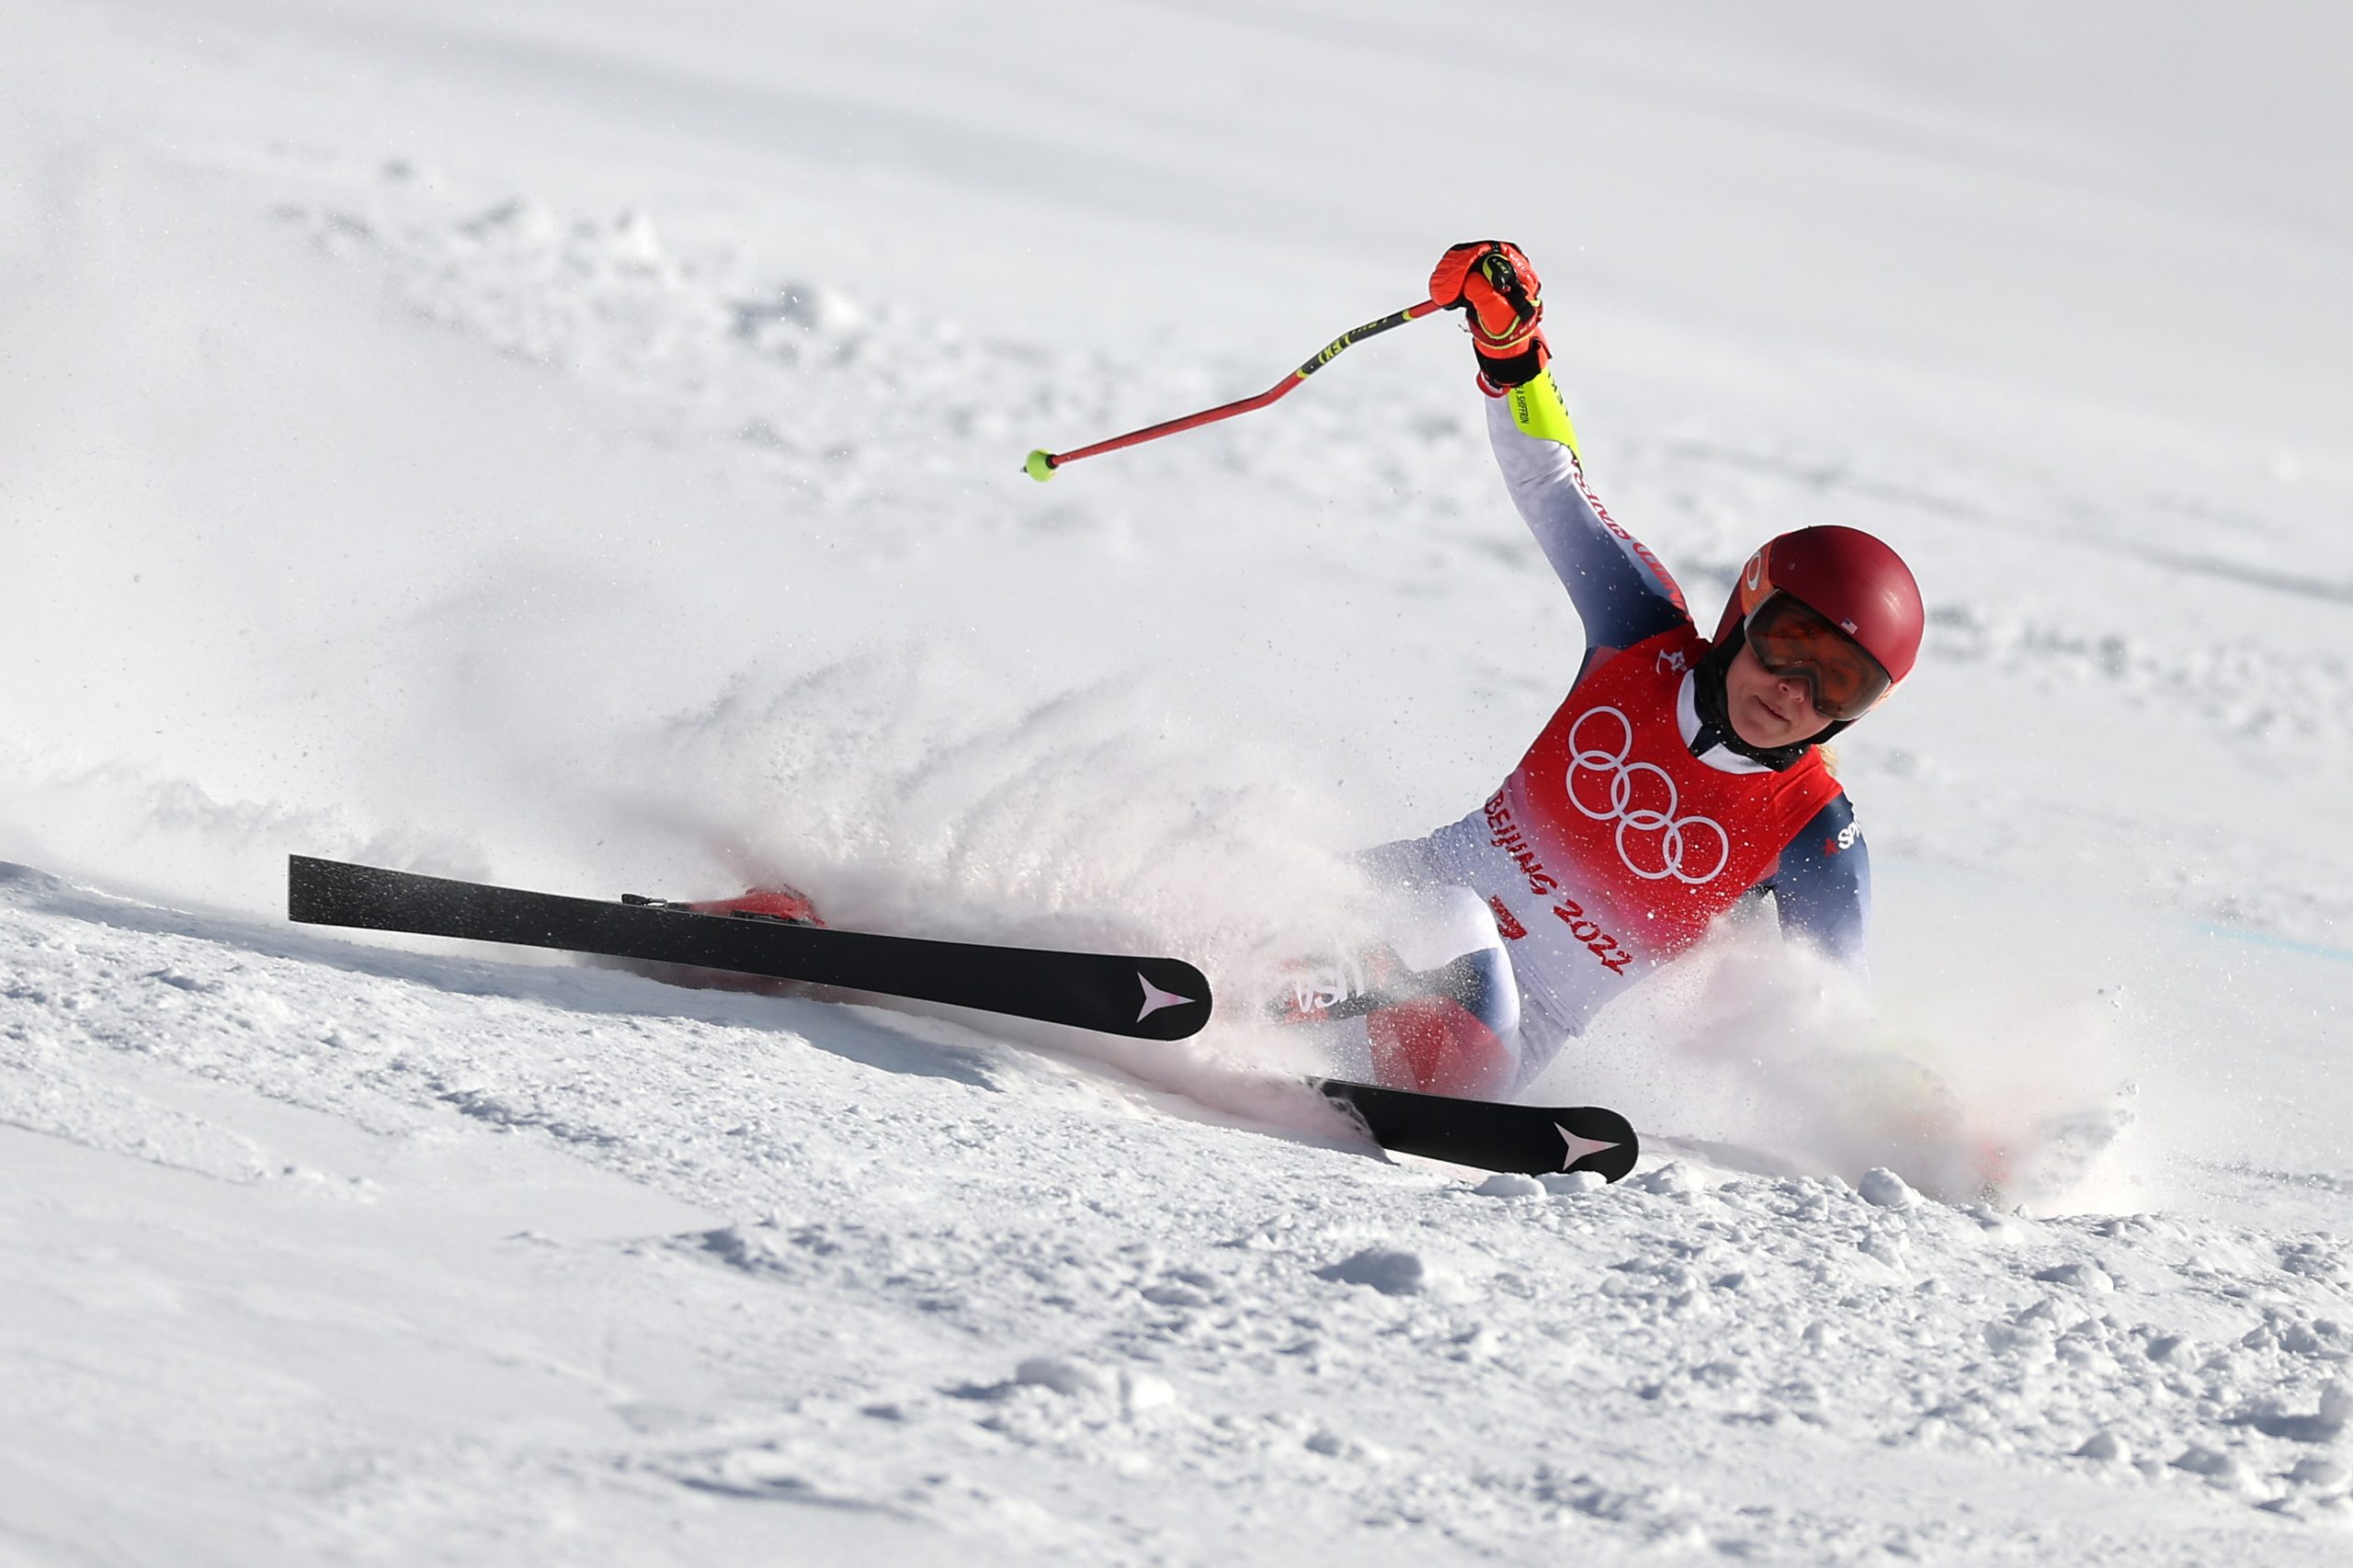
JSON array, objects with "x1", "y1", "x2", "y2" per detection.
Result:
[{"x1": 1743, "y1": 592, "x2": 1893, "y2": 722}]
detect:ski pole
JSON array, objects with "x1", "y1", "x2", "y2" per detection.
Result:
[{"x1": 1023, "y1": 298, "x2": 1443, "y2": 481}]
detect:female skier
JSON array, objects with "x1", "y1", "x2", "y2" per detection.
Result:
[{"x1": 1279, "y1": 240, "x2": 1926, "y2": 1100}]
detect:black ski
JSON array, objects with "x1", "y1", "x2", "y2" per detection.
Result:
[
  {"x1": 286, "y1": 855, "x2": 1212, "y2": 1040},
  {"x1": 1313, "y1": 1077, "x2": 1639, "y2": 1181}
]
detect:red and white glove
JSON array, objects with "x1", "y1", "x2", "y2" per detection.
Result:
[{"x1": 1428, "y1": 240, "x2": 1550, "y2": 387}]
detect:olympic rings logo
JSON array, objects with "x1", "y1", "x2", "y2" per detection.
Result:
[{"x1": 1564, "y1": 707, "x2": 1731, "y2": 884}]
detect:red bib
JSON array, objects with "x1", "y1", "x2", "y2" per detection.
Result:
[{"x1": 1492, "y1": 628, "x2": 1843, "y2": 957}]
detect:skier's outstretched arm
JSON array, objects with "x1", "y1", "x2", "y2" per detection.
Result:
[
  {"x1": 1427, "y1": 241, "x2": 1690, "y2": 658},
  {"x1": 1481, "y1": 380, "x2": 1689, "y2": 655},
  {"x1": 1759, "y1": 796, "x2": 1873, "y2": 973}
]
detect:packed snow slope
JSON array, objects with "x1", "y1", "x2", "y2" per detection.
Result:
[{"x1": 4, "y1": 1, "x2": 2351, "y2": 1562}]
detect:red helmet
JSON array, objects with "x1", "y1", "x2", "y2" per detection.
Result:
[{"x1": 1712, "y1": 526, "x2": 1924, "y2": 701}]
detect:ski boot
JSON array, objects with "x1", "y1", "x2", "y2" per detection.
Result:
[
  {"x1": 612, "y1": 881, "x2": 827, "y2": 995},
  {"x1": 620, "y1": 882, "x2": 824, "y2": 926}
]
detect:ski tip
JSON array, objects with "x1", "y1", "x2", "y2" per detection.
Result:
[
  {"x1": 1129, "y1": 960, "x2": 1213, "y2": 1040},
  {"x1": 1552, "y1": 1108, "x2": 1641, "y2": 1184},
  {"x1": 1023, "y1": 448, "x2": 1058, "y2": 483},
  {"x1": 1310, "y1": 1078, "x2": 1641, "y2": 1183}
]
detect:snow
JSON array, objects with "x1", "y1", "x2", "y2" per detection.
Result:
[{"x1": 4, "y1": 0, "x2": 2351, "y2": 1562}]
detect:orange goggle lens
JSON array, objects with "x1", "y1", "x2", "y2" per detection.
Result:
[{"x1": 1743, "y1": 594, "x2": 1892, "y2": 722}]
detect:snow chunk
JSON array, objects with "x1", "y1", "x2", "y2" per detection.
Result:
[
  {"x1": 2172, "y1": 1445, "x2": 2248, "y2": 1485},
  {"x1": 1303, "y1": 1426, "x2": 1388, "y2": 1463},
  {"x1": 2290, "y1": 1457, "x2": 2348, "y2": 1490},
  {"x1": 1007, "y1": 1358, "x2": 1176, "y2": 1416},
  {"x1": 2075, "y1": 1429, "x2": 2131, "y2": 1464},
  {"x1": 1473, "y1": 1172, "x2": 1543, "y2": 1199},
  {"x1": 1541, "y1": 1170, "x2": 1608, "y2": 1197},
  {"x1": 1014, "y1": 1356, "x2": 1115, "y2": 1398},
  {"x1": 1318, "y1": 1247, "x2": 1427, "y2": 1296},
  {"x1": 1628, "y1": 1163, "x2": 1701, "y2": 1198},
  {"x1": 2246, "y1": 1379, "x2": 2353, "y2": 1442},
  {"x1": 1858, "y1": 1167, "x2": 1918, "y2": 1210},
  {"x1": 1964, "y1": 1204, "x2": 2026, "y2": 1243},
  {"x1": 1858, "y1": 1231, "x2": 1908, "y2": 1268},
  {"x1": 1120, "y1": 1372, "x2": 1177, "y2": 1416},
  {"x1": 2033, "y1": 1262, "x2": 2116, "y2": 1292}
]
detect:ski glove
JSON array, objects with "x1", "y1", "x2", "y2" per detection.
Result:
[{"x1": 1428, "y1": 240, "x2": 1551, "y2": 388}]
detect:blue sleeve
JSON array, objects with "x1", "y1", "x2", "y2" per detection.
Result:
[
  {"x1": 1758, "y1": 796, "x2": 1871, "y2": 974},
  {"x1": 1482, "y1": 379, "x2": 1691, "y2": 656}
]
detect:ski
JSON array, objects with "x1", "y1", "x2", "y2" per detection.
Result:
[
  {"x1": 286, "y1": 855, "x2": 1212, "y2": 1040},
  {"x1": 1313, "y1": 1076, "x2": 1639, "y2": 1181},
  {"x1": 283, "y1": 858, "x2": 1633, "y2": 1174}
]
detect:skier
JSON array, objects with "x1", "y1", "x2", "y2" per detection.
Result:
[{"x1": 1280, "y1": 240, "x2": 1925, "y2": 1100}]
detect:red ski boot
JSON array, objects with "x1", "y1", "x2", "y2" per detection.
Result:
[
  {"x1": 610, "y1": 881, "x2": 826, "y2": 996},
  {"x1": 679, "y1": 885, "x2": 824, "y2": 926}
]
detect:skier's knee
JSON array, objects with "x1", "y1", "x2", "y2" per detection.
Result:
[
  {"x1": 1366, "y1": 993, "x2": 1520, "y2": 1098},
  {"x1": 1365, "y1": 886, "x2": 1522, "y2": 1096}
]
